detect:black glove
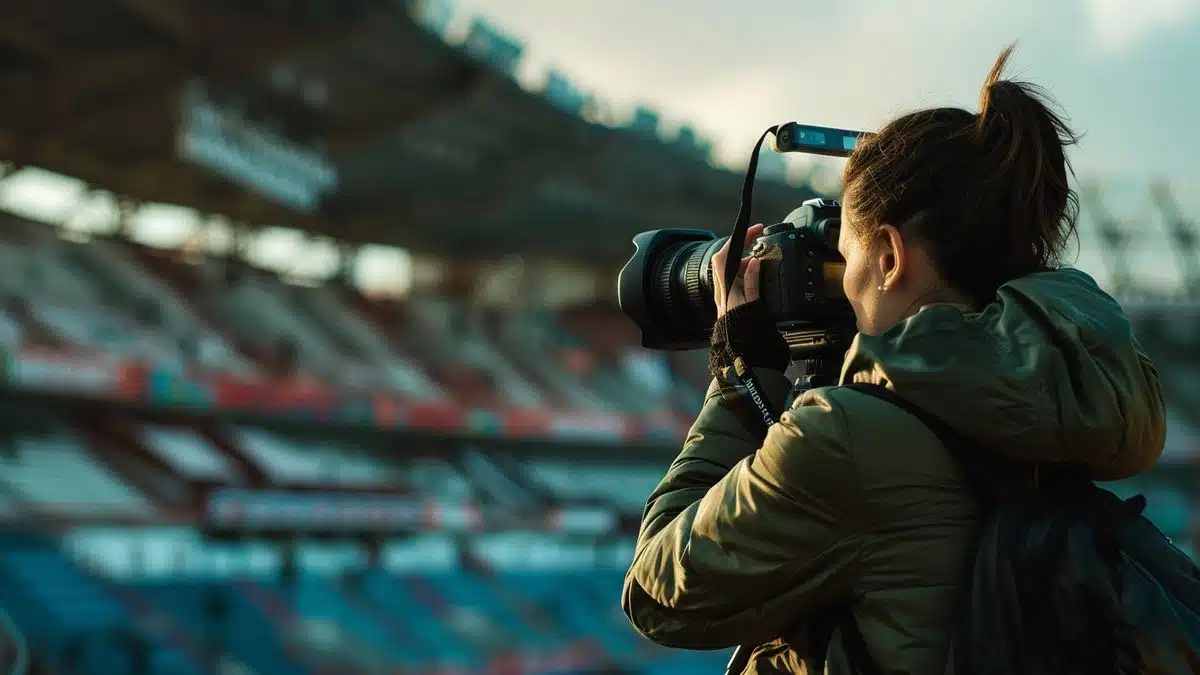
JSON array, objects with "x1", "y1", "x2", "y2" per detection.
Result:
[{"x1": 707, "y1": 300, "x2": 790, "y2": 379}]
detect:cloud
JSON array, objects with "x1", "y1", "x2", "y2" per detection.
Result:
[{"x1": 1081, "y1": 0, "x2": 1200, "y2": 53}]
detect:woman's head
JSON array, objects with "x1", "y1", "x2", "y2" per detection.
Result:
[{"x1": 838, "y1": 44, "x2": 1080, "y2": 335}]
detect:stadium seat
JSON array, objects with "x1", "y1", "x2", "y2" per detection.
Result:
[{"x1": 1, "y1": 434, "x2": 152, "y2": 515}]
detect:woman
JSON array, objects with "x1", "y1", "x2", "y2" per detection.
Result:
[{"x1": 621, "y1": 46, "x2": 1166, "y2": 674}]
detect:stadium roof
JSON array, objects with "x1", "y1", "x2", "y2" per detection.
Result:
[{"x1": 0, "y1": 0, "x2": 817, "y2": 265}]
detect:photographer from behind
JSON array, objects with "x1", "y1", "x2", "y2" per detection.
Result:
[{"x1": 621, "y1": 46, "x2": 1166, "y2": 674}]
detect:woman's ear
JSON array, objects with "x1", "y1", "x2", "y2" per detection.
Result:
[{"x1": 876, "y1": 224, "x2": 906, "y2": 289}]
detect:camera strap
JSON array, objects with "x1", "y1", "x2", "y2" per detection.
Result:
[
  {"x1": 721, "y1": 127, "x2": 788, "y2": 675},
  {"x1": 721, "y1": 126, "x2": 782, "y2": 434},
  {"x1": 721, "y1": 125, "x2": 778, "y2": 301}
]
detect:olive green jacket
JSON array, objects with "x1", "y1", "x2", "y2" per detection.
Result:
[{"x1": 622, "y1": 268, "x2": 1166, "y2": 674}]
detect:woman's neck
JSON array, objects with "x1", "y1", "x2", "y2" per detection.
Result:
[{"x1": 902, "y1": 284, "x2": 975, "y2": 319}]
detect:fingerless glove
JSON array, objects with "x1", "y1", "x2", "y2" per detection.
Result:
[{"x1": 707, "y1": 300, "x2": 791, "y2": 379}]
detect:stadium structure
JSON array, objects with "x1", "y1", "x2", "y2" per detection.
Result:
[{"x1": 0, "y1": 2, "x2": 1195, "y2": 675}]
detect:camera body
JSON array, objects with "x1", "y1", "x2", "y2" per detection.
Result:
[
  {"x1": 750, "y1": 198, "x2": 848, "y2": 325},
  {"x1": 617, "y1": 198, "x2": 856, "y2": 356}
]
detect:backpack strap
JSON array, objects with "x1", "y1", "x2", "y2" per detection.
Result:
[
  {"x1": 839, "y1": 608, "x2": 883, "y2": 675},
  {"x1": 840, "y1": 382, "x2": 1034, "y2": 496},
  {"x1": 841, "y1": 382, "x2": 971, "y2": 455},
  {"x1": 787, "y1": 383, "x2": 972, "y2": 675}
]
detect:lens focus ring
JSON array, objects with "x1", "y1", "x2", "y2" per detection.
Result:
[
  {"x1": 656, "y1": 245, "x2": 678, "y2": 309},
  {"x1": 682, "y1": 247, "x2": 706, "y2": 312}
]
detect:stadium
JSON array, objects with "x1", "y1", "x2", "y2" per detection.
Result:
[{"x1": 0, "y1": 2, "x2": 1195, "y2": 674}]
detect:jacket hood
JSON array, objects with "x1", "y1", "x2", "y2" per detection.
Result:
[{"x1": 841, "y1": 267, "x2": 1166, "y2": 480}]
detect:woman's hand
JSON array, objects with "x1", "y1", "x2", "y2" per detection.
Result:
[
  {"x1": 707, "y1": 223, "x2": 789, "y2": 378},
  {"x1": 712, "y1": 223, "x2": 765, "y2": 318}
]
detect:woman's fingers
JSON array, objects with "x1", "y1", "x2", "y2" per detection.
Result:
[
  {"x1": 712, "y1": 237, "x2": 730, "y2": 289},
  {"x1": 745, "y1": 223, "x2": 765, "y2": 248},
  {"x1": 713, "y1": 224, "x2": 765, "y2": 316},
  {"x1": 743, "y1": 257, "x2": 761, "y2": 302}
]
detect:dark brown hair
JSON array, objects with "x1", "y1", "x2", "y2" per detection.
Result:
[{"x1": 842, "y1": 44, "x2": 1080, "y2": 305}]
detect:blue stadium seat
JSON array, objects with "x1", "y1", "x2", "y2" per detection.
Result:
[
  {"x1": 0, "y1": 536, "x2": 204, "y2": 675},
  {"x1": 363, "y1": 569, "x2": 478, "y2": 666},
  {"x1": 423, "y1": 571, "x2": 546, "y2": 647},
  {"x1": 137, "y1": 579, "x2": 310, "y2": 675},
  {"x1": 288, "y1": 573, "x2": 420, "y2": 664},
  {"x1": 500, "y1": 570, "x2": 642, "y2": 658}
]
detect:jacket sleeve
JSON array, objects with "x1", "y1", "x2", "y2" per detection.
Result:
[
  {"x1": 1108, "y1": 339, "x2": 1165, "y2": 479},
  {"x1": 621, "y1": 371, "x2": 863, "y2": 650}
]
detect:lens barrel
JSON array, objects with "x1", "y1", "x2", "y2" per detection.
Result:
[{"x1": 617, "y1": 229, "x2": 721, "y2": 350}]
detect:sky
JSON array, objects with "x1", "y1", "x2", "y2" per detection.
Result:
[{"x1": 446, "y1": 0, "x2": 1200, "y2": 290}]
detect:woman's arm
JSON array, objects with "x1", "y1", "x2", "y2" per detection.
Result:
[
  {"x1": 621, "y1": 372, "x2": 863, "y2": 650},
  {"x1": 623, "y1": 230, "x2": 861, "y2": 649}
]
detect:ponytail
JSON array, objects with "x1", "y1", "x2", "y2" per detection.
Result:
[
  {"x1": 974, "y1": 44, "x2": 1081, "y2": 278},
  {"x1": 843, "y1": 44, "x2": 1081, "y2": 305}
]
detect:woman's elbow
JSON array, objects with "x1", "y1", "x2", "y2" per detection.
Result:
[
  {"x1": 621, "y1": 577, "x2": 676, "y2": 647},
  {"x1": 1117, "y1": 365, "x2": 1168, "y2": 478},
  {"x1": 621, "y1": 576, "x2": 740, "y2": 650}
]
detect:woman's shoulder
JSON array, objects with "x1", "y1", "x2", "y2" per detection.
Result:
[{"x1": 791, "y1": 385, "x2": 972, "y2": 495}]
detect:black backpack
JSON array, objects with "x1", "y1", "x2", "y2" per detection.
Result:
[{"x1": 838, "y1": 382, "x2": 1200, "y2": 675}]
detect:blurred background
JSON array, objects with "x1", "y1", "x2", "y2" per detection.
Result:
[{"x1": 0, "y1": 1, "x2": 1195, "y2": 674}]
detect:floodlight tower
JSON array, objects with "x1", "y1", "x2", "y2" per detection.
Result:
[
  {"x1": 1080, "y1": 183, "x2": 1134, "y2": 297},
  {"x1": 1150, "y1": 180, "x2": 1200, "y2": 300}
]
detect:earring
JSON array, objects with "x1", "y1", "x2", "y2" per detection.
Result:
[{"x1": 878, "y1": 284, "x2": 889, "y2": 292}]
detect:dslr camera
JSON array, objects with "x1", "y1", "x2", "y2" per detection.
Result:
[{"x1": 617, "y1": 123, "x2": 869, "y2": 359}]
